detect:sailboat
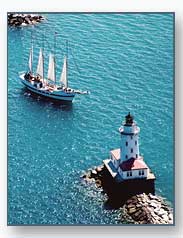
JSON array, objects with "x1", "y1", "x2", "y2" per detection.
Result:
[{"x1": 19, "y1": 41, "x2": 89, "y2": 102}]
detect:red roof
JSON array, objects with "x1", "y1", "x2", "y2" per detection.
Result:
[
  {"x1": 110, "y1": 148, "x2": 120, "y2": 160},
  {"x1": 120, "y1": 157, "x2": 148, "y2": 171}
]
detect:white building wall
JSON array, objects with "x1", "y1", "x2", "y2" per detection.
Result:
[
  {"x1": 118, "y1": 168, "x2": 148, "y2": 180},
  {"x1": 118, "y1": 167, "x2": 123, "y2": 178},
  {"x1": 120, "y1": 133, "x2": 140, "y2": 161},
  {"x1": 111, "y1": 154, "x2": 120, "y2": 169}
]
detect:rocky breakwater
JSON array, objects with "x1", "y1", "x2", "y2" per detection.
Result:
[
  {"x1": 8, "y1": 14, "x2": 45, "y2": 27},
  {"x1": 125, "y1": 193, "x2": 173, "y2": 224},
  {"x1": 81, "y1": 165, "x2": 174, "y2": 224}
]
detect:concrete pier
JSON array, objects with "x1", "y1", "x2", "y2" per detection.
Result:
[
  {"x1": 81, "y1": 165, "x2": 173, "y2": 224},
  {"x1": 102, "y1": 164, "x2": 156, "y2": 206}
]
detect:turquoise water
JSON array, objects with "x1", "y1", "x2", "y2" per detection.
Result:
[{"x1": 8, "y1": 13, "x2": 174, "y2": 225}]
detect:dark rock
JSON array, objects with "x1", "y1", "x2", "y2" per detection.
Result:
[
  {"x1": 24, "y1": 17, "x2": 31, "y2": 24},
  {"x1": 149, "y1": 194, "x2": 157, "y2": 200},
  {"x1": 96, "y1": 166, "x2": 103, "y2": 172},
  {"x1": 32, "y1": 15, "x2": 39, "y2": 20},
  {"x1": 8, "y1": 14, "x2": 45, "y2": 27},
  {"x1": 8, "y1": 13, "x2": 13, "y2": 18},
  {"x1": 168, "y1": 214, "x2": 173, "y2": 220},
  {"x1": 95, "y1": 179, "x2": 102, "y2": 188},
  {"x1": 81, "y1": 174, "x2": 86, "y2": 179},
  {"x1": 127, "y1": 204, "x2": 136, "y2": 209},
  {"x1": 17, "y1": 17, "x2": 23, "y2": 24},
  {"x1": 133, "y1": 209, "x2": 141, "y2": 219},
  {"x1": 14, "y1": 21, "x2": 21, "y2": 26},
  {"x1": 9, "y1": 19, "x2": 16, "y2": 25},
  {"x1": 91, "y1": 169, "x2": 97, "y2": 176},
  {"x1": 128, "y1": 207, "x2": 137, "y2": 214},
  {"x1": 162, "y1": 214, "x2": 169, "y2": 222}
]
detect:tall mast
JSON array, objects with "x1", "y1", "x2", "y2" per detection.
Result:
[
  {"x1": 66, "y1": 40, "x2": 68, "y2": 88},
  {"x1": 42, "y1": 32, "x2": 44, "y2": 83},
  {"x1": 30, "y1": 32, "x2": 33, "y2": 74},
  {"x1": 54, "y1": 32, "x2": 57, "y2": 84}
]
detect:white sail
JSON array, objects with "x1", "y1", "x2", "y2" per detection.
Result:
[
  {"x1": 47, "y1": 53, "x2": 55, "y2": 82},
  {"x1": 36, "y1": 48, "x2": 44, "y2": 78},
  {"x1": 28, "y1": 46, "x2": 33, "y2": 73},
  {"x1": 60, "y1": 56, "x2": 68, "y2": 88}
]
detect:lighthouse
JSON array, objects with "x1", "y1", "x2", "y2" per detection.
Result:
[
  {"x1": 119, "y1": 112, "x2": 140, "y2": 161},
  {"x1": 103, "y1": 113, "x2": 154, "y2": 182}
]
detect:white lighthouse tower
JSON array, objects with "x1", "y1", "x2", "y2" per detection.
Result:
[
  {"x1": 119, "y1": 112, "x2": 140, "y2": 162},
  {"x1": 104, "y1": 113, "x2": 151, "y2": 182}
]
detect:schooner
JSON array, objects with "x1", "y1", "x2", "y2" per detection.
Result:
[{"x1": 19, "y1": 39, "x2": 89, "y2": 102}]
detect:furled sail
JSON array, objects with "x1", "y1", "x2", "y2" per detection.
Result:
[
  {"x1": 36, "y1": 48, "x2": 44, "y2": 78},
  {"x1": 28, "y1": 46, "x2": 33, "y2": 73},
  {"x1": 47, "y1": 53, "x2": 55, "y2": 82},
  {"x1": 60, "y1": 56, "x2": 68, "y2": 88}
]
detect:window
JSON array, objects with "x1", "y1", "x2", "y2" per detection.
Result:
[
  {"x1": 126, "y1": 141, "x2": 128, "y2": 146},
  {"x1": 127, "y1": 171, "x2": 132, "y2": 177},
  {"x1": 131, "y1": 148, "x2": 133, "y2": 153},
  {"x1": 135, "y1": 141, "x2": 137, "y2": 145},
  {"x1": 136, "y1": 154, "x2": 138, "y2": 158},
  {"x1": 125, "y1": 155, "x2": 128, "y2": 159},
  {"x1": 131, "y1": 136, "x2": 133, "y2": 139},
  {"x1": 139, "y1": 170, "x2": 144, "y2": 176}
]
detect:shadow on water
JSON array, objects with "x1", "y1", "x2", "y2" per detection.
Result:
[
  {"x1": 103, "y1": 197, "x2": 126, "y2": 210},
  {"x1": 20, "y1": 88, "x2": 73, "y2": 112}
]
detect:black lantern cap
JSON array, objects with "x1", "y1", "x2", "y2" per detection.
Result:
[{"x1": 125, "y1": 112, "x2": 134, "y2": 125}]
